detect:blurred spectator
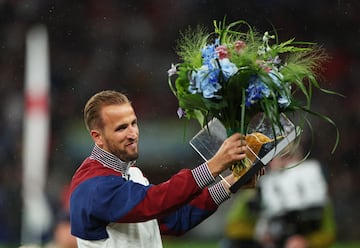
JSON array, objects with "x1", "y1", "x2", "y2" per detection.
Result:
[
  {"x1": 255, "y1": 146, "x2": 336, "y2": 248},
  {"x1": 45, "y1": 184, "x2": 76, "y2": 248},
  {"x1": 222, "y1": 188, "x2": 261, "y2": 248},
  {"x1": 222, "y1": 144, "x2": 336, "y2": 248},
  {"x1": 44, "y1": 212, "x2": 76, "y2": 248}
]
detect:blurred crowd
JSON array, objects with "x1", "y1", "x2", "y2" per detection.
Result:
[
  {"x1": 0, "y1": 0, "x2": 359, "y2": 246},
  {"x1": 222, "y1": 144, "x2": 337, "y2": 248}
]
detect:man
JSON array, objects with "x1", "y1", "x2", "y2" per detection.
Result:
[{"x1": 70, "y1": 90, "x2": 248, "y2": 248}]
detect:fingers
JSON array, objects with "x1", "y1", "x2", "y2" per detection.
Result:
[
  {"x1": 227, "y1": 132, "x2": 245, "y2": 142},
  {"x1": 227, "y1": 133, "x2": 247, "y2": 159},
  {"x1": 238, "y1": 139, "x2": 247, "y2": 148},
  {"x1": 256, "y1": 167, "x2": 265, "y2": 177},
  {"x1": 226, "y1": 133, "x2": 246, "y2": 149},
  {"x1": 237, "y1": 144, "x2": 247, "y2": 155},
  {"x1": 208, "y1": 133, "x2": 248, "y2": 177}
]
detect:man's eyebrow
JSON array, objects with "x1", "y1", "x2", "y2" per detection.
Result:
[{"x1": 115, "y1": 123, "x2": 128, "y2": 130}]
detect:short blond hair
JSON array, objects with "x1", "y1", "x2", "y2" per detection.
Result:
[{"x1": 83, "y1": 90, "x2": 131, "y2": 131}]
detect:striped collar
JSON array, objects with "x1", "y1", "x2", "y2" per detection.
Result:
[{"x1": 89, "y1": 145, "x2": 136, "y2": 177}]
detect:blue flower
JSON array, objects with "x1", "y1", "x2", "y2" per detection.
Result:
[
  {"x1": 219, "y1": 58, "x2": 238, "y2": 80},
  {"x1": 201, "y1": 43, "x2": 218, "y2": 68},
  {"x1": 245, "y1": 76, "x2": 270, "y2": 107},
  {"x1": 278, "y1": 94, "x2": 291, "y2": 108},
  {"x1": 190, "y1": 65, "x2": 222, "y2": 99},
  {"x1": 189, "y1": 40, "x2": 239, "y2": 99},
  {"x1": 268, "y1": 71, "x2": 282, "y2": 87},
  {"x1": 268, "y1": 70, "x2": 291, "y2": 108}
]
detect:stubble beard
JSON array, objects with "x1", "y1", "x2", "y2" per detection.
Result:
[{"x1": 109, "y1": 143, "x2": 139, "y2": 162}]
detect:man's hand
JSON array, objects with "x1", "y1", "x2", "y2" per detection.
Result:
[{"x1": 207, "y1": 133, "x2": 247, "y2": 178}]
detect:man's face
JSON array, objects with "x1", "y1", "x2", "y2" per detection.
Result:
[{"x1": 93, "y1": 103, "x2": 139, "y2": 162}]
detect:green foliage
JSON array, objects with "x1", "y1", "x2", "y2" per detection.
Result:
[{"x1": 168, "y1": 18, "x2": 341, "y2": 154}]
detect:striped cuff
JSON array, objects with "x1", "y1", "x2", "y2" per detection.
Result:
[
  {"x1": 208, "y1": 181, "x2": 231, "y2": 206},
  {"x1": 191, "y1": 162, "x2": 216, "y2": 188}
]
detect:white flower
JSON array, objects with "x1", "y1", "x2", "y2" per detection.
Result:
[{"x1": 167, "y1": 63, "x2": 178, "y2": 77}]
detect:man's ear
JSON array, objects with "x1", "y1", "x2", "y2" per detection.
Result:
[{"x1": 90, "y1": 129, "x2": 103, "y2": 147}]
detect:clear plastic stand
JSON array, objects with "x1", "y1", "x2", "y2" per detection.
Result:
[
  {"x1": 189, "y1": 118, "x2": 228, "y2": 162},
  {"x1": 189, "y1": 113, "x2": 301, "y2": 192}
]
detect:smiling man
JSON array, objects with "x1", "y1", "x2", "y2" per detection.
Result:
[{"x1": 69, "y1": 90, "x2": 248, "y2": 248}]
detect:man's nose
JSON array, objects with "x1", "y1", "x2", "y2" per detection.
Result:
[{"x1": 127, "y1": 126, "x2": 138, "y2": 138}]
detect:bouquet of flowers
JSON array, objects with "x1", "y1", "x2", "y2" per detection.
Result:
[{"x1": 168, "y1": 19, "x2": 339, "y2": 177}]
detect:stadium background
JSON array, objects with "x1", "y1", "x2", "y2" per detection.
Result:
[{"x1": 0, "y1": 0, "x2": 359, "y2": 246}]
